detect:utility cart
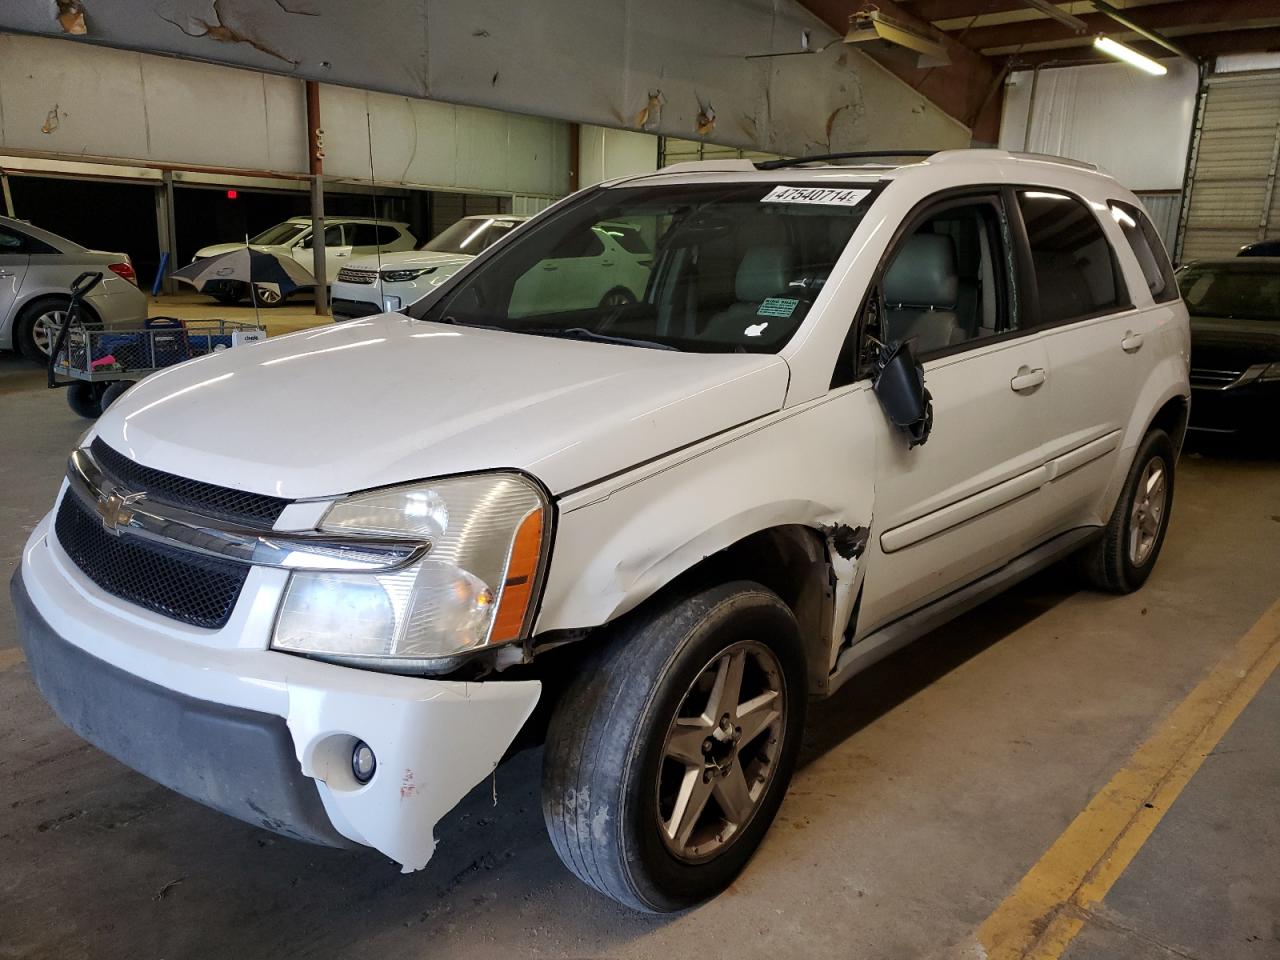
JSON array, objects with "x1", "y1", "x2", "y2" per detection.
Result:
[{"x1": 48, "y1": 272, "x2": 266, "y2": 418}]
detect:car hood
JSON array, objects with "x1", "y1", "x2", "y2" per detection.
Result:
[
  {"x1": 1190, "y1": 315, "x2": 1280, "y2": 366},
  {"x1": 91, "y1": 314, "x2": 790, "y2": 499},
  {"x1": 344, "y1": 250, "x2": 473, "y2": 271}
]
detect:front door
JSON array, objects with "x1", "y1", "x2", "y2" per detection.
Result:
[{"x1": 856, "y1": 192, "x2": 1056, "y2": 634}]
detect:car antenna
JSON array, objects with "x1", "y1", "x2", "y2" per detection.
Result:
[
  {"x1": 755, "y1": 149, "x2": 939, "y2": 170},
  {"x1": 365, "y1": 107, "x2": 385, "y2": 314}
]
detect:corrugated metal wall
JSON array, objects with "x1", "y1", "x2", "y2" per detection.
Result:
[
  {"x1": 1177, "y1": 72, "x2": 1280, "y2": 262},
  {"x1": 1136, "y1": 192, "x2": 1181, "y2": 252}
]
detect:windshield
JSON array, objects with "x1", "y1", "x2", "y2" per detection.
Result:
[
  {"x1": 422, "y1": 218, "x2": 510, "y2": 255},
  {"x1": 411, "y1": 181, "x2": 882, "y2": 352},
  {"x1": 251, "y1": 222, "x2": 308, "y2": 246},
  {"x1": 1177, "y1": 263, "x2": 1280, "y2": 322}
]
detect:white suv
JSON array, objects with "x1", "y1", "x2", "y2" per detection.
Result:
[
  {"x1": 331, "y1": 214, "x2": 530, "y2": 320},
  {"x1": 193, "y1": 217, "x2": 416, "y2": 304},
  {"x1": 13, "y1": 150, "x2": 1190, "y2": 913}
]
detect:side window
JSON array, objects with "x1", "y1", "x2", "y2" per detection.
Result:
[
  {"x1": 347, "y1": 224, "x2": 381, "y2": 248},
  {"x1": 878, "y1": 198, "x2": 1011, "y2": 356},
  {"x1": 0, "y1": 226, "x2": 54, "y2": 254},
  {"x1": 374, "y1": 225, "x2": 402, "y2": 246},
  {"x1": 1108, "y1": 199, "x2": 1178, "y2": 304},
  {"x1": 1017, "y1": 190, "x2": 1127, "y2": 325},
  {"x1": 480, "y1": 221, "x2": 516, "y2": 249},
  {"x1": 323, "y1": 224, "x2": 346, "y2": 247}
]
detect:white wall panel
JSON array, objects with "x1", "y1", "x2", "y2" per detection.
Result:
[
  {"x1": 1000, "y1": 60, "x2": 1198, "y2": 191},
  {"x1": 0, "y1": 34, "x2": 567, "y2": 197},
  {"x1": 579, "y1": 126, "x2": 658, "y2": 187},
  {"x1": 0, "y1": 35, "x2": 150, "y2": 162},
  {"x1": 0, "y1": 0, "x2": 971, "y2": 157}
]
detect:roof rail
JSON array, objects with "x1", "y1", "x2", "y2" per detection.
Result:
[
  {"x1": 755, "y1": 150, "x2": 938, "y2": 170},
  {"x1": 1005, "y1": 150, "x2": 1100, "y2": 172},
  {"x1": 658, "y1": 159, "x2": 760, "y2": 174}
]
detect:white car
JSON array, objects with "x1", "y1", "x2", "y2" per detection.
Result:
[
  {"x1": 1, "y1": 215, "x2": 146, "y2": 360},
  {"x1": 13, "y1": 149, "x2": 1190, "y2": 912},
  {"x1": 331, "y1": 214, "x2": 530, "y2": 320},
  {"x1": 193, "y1": 217, "x2": 416, "y2": 305}
]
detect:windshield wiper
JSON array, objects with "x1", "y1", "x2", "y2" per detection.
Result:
[
  {"x1": 526, "y1": 327, "x2": 680, "y2": 351},
  {"x1": 430, "y1": 315, "x2": 507, "y2": 332}
]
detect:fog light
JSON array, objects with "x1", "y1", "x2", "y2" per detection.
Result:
[
  {"x1": 383, "y1": 295, "x2": 402, "y2": 312},
  {"x1": 351, "y1": 741, "x2": 377, "y2": 784}
]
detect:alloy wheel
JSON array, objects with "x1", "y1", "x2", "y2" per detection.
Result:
[
  {"x1": 31, "y1": 309, "x2": 71, "y2": 358},
  {"x1": 1129, "y1": 456, "x2": 1167, "y2": 567},
  {"x1": 656, "y1": 640, "x2": 786, "y2": 864}
]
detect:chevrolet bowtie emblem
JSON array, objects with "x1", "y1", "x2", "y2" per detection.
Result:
[{"x1": 96, "y1": 486, "x2": 146, "y2": 535}]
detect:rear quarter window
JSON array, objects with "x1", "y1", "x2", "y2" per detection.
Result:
[{"x1": 1108, "y1": 200, "x2": 1179, "y2": 304}]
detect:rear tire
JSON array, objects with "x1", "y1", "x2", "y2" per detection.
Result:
[
  {"x1": 67, "y1": 382, "x2": 105, "y2": 419},
  {"x1": 1077, "y1": 428, "x2": 1175, "y2": 593},
  {"x1": 252, "y1": 284, "x2": 286, "y2": 307},
  {"x1": 542, "y1": 581, "x2": 806, "y2": 912},
  {"x1": 15, "y1": 296, "x2": 82, "y2": 363}
]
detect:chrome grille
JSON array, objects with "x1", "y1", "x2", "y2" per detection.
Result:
[
  {"x1": 91, "y1": 439, "x2": 288, "y2": 527},
  {"x1": 54, "y1": 493, "x2": 248, "y2": 629},
  {"x1": 1189, "y1": 367, "x2": 1243, "y2": 390},
  {"x1": 337, "y1": 267, "x2": 378, "y2": 285}
]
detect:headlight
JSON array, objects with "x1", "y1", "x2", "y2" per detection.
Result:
[
  {"x1": 271, "y1": 473, "x2": 549, "y2": 669},
  {"x1": 381, "y1": 267, "x2": 436, "y2": 283}
]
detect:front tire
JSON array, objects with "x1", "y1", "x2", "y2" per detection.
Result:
[
  {"x1": 1078, "y1": 427, "x2": 1175, "y2": 593},
  {"x1": 542, "y1": 581, "x2": 806, "y2": 912}
]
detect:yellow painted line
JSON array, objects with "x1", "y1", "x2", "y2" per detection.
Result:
[
  {"x1": 977, "y1": 598, "x2": 1280, "y2": 960},
  {"x1": 0, "y1": 647, "x2": 26, "y2": 671}
]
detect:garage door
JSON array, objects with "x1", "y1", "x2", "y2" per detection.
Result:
[{"x1": 1177, "y1": 72, "x2": 1280, "y2": 262}]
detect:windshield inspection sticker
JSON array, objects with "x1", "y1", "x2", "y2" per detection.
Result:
[
  {"x1": 761, "y1": 186, "x2": 871, "y2": 207},
  {"x1": 757, "y1": 297, "x2": 798, "y2": 318}
]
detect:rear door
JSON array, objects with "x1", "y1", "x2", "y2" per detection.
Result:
[
  {"x1": 1013, "y1": 189, "x2": 1161, "y2": 532},
  {"x1": 0, "y1": 224, "x2": 32, "y2": 332},
  {"x1": 856, "y1": 190, "x2": 1056, "y2": 633}
]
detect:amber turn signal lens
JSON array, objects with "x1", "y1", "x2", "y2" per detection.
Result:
[{"x1": 490, "y1": 508, "x2": 544, "y2": 643}]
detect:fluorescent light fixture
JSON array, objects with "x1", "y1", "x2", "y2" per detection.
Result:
[
  {"x1": 1093, "y1": 35, "x2": 1167, "y2": 76},
  {"x1": 846, "y1": 11, "x2": 950, "y2": 66}
]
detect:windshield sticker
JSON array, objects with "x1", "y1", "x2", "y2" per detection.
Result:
[
  {"x1": 757, "y1": 297, "x2": 798, "y2": 318},
  {"x1": 761, "y1": 186, "x2": 871, "y2": 207}
]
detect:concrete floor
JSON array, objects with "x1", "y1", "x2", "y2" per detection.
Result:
[{"x1": 1, "y1": 347, "x2": 1277, "y2": 960}]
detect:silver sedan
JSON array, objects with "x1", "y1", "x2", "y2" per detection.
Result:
[{"x1": 0, "y1": 215, "x2": 147, "y2": 361}]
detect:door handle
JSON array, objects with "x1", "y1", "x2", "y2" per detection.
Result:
[
  {"x1": 542, "y1": 265, "x2": 559, "y2": 271},
  {"x1": 1121, "y1": 331, "x2": 1144, "y2": 353},
  {"x1": 1010, "y1": 366, "x2": 1046, "y2": 392},
  {"x1": 601, "y1": 260, "x2": 615, "y2": 267},
  {"x1": 0, "y1": 270, "x2": 13, "y2": 278}
]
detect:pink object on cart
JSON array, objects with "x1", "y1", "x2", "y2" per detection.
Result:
[{"x1": 91, "y1": 355, "x2": 117, "y2": 370}]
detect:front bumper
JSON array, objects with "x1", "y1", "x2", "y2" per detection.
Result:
[
  {"x1": 13, "y1": 569, "x2": 351, "y2": 847},
  {"x1": 15, "y1": 510, "x2": 541, "y2": 871},
  {"x1": 1189, "y1": 381, "x2": 1280, "y2": 434}
]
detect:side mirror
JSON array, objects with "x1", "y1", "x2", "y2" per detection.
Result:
[{"x1": 872, "y1": 339, "x2": 933, "y2": 448}]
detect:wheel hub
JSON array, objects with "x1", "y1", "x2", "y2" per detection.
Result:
[{"x1": 655, "y1": 641, "x2": 785, "y2": 863}]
